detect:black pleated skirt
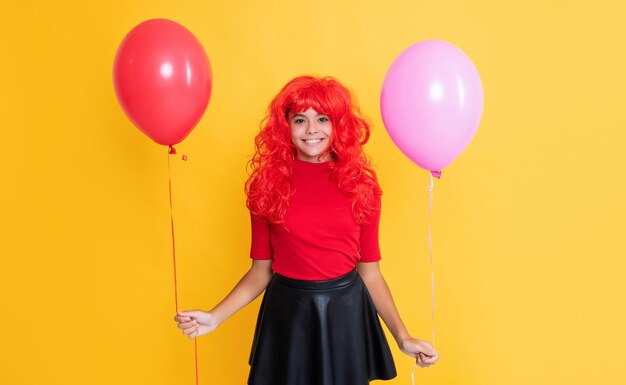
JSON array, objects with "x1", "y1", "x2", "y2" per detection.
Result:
[{"x1": 248, "y1": 270, "x2": 397, "y2": 385}]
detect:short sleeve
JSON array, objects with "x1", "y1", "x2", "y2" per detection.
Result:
[
  {"x1": 358, "y1": 195, "x2": 382, "y2": 262},
  {"x1": 250, "y1": 213, "x2": 273, "y2": 260}
]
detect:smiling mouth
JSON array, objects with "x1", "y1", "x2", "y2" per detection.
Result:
[{"x1": 303, "y1": 139, "x2": 323, "y2": 144}]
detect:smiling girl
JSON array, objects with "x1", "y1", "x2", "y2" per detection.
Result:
[{"x1": 174, "y1": 76, "x2": 439, "y2": 385}]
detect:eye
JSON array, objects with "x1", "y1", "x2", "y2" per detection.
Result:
[
  {"x1": 318, "y1": 116, "x2": 329, "y2": 123},
  {"x1": 293, "y1": 118, "x2": 305, "y2": 124}
]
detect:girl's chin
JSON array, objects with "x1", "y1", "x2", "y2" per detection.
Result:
[{"x1": 297, "y1": 151, "x2": 332, "y2": 163}]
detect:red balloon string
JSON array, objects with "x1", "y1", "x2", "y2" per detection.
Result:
[
  {"x1": 194, "y1": 339, "x2": 199, "y2": 383},
  {"x1": 167, "y1": 149, "x2": 179, "y2": 313},
  {"x1": 167, "y1": 148, "x2": 200, "y2": 385}
]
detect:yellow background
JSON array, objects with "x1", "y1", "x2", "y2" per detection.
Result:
[{"x1": 1, "y1": 0, "x2": 625, "y2": 384}]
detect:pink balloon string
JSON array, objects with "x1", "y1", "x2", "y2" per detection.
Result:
[
  {"x1": 412, "y1": 173, "x2": 437, "y2": 385},
  {"x1": 428, "y1": 174, "x2": 436, "y2": 347},
  {"x1": 167, "y1": 149, "x2": 200, "y2": 385}
]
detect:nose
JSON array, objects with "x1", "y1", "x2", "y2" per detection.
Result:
[{"x1": 305, "y1": 121, "x2": 318, "y2": 134}]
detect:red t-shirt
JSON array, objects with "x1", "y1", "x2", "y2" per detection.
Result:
[{"x1": 250, "y1": 158, "x2": 382, "y2": 280}]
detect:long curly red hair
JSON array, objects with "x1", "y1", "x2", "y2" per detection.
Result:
[{"x1": 245, "y1": 75, "x2": 382, "y2": 224}]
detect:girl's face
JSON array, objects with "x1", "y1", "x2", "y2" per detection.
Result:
[{"x1": 288, "y1": 107, "x2": 333, "y2": 163}]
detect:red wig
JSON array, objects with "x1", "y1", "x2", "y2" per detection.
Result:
[{"x1": 245, "y1": 75, "x2": 382, "y2": 224}]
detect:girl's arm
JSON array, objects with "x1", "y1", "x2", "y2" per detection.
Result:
[
  {"x1": 174, "y1": 259, "x2": 273, "y2": 338},
  {"x1": 357, "y1": 261, "x2": 439, "y2": 367}
]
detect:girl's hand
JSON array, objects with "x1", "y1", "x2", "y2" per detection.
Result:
[
  {"x1": 399, "y1": 337, "x2": 439, "y2": 368},
  {"x1": 174, "y1": 310, "x2": 219, "y2": 339}
]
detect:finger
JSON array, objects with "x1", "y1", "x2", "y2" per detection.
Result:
[
  {"x1": 420, "y1": 353, "x2": 432, "y2": 368},
  {"x1": 177, "y1": 321, "x2": 196, "y2": 330},
  {"x1": 174, "y1": 315, "x2": 191, "y2": 322},
  {"x1": 177, "y1": 311, "x2": 197, "y2": 320},
  {"x1": 178, "y1": 310, "x2": 201, "y2": 318},
  {"x1": 188, "y1": 327, "x2": 199, "y2": 339},
  {"x1": 425, "y1": 353, "x2": 439, "y2": 364},
  {"x1": 416, "y1": 353, "x2": 424, "y2": 367}
]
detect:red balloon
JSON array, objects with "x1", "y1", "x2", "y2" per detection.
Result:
[{"x1": 113, "y1": 19, "x2": 212, "y2": 146}]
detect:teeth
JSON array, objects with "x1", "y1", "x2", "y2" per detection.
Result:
[{"x1": 305, "y1": 139, "x2": 321, "y2": 144}]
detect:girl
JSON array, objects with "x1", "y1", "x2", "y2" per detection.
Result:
[{"x1": 174, "y1": 76, "x2": 439, "y2": 384}]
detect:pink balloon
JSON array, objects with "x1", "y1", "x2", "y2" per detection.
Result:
[
  {"x1": 113, "y1": 19, "x2": 212, "y2": 146},
  {"x1": 381, "y1": 40, "x2": 484, "y2": 174}
]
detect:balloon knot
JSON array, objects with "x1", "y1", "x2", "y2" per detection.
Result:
[
  {"x1": 182, "y1": 155, "x2": 188, "y2": 161},
  {"x1": 431, "y1": 170, "x2": 442, "y2": 179},
  {"x1": 168, "y1": 146, "x2": 177, "y2": 155}
]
